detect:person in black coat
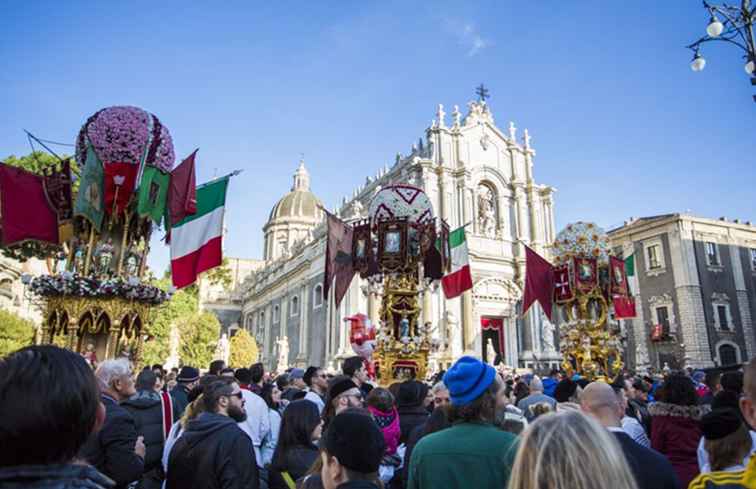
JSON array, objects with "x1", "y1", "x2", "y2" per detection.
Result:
[
  {"x1": 396, "y1": 381, "x2": 430, "y2": 445},
  {"x1": 582, "y1": 382, "x2": 680, "y2": 489},
  {"x1": 122, "y1": 369, "x2": 168, "y2": 489},
  {"x1": 167, "y1": 378, "x2": 258, "y2": 489},
  {"x1": 80, "y1": 359, "x2": 145, "y2": 489},
  {"x1": 268, "y1": 400, "x2": 323, "y2": 489},
  {"x1": 170, "y1": 366, "x2": 199, "y2": 417},
  {"x1": 0, "y1": 346, "x2": 114, "y2": 489}
]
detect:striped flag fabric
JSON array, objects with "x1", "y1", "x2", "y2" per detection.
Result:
[
  {"x1": 170, "y1": 177, "x2": 228, "y2": 289},
  {"x1": 441, "y1": 226, "x2": 473, "y2": 299}
]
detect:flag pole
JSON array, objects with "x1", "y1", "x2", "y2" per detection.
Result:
[{"x1": 198, "y1": 169, "x2": 243, "y2": 188}]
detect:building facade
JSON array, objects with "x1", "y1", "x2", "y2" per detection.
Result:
[
  {"x1": 608, "y1": 214, "x2": 756, "y2": 370},
  {"x1": 0, "y1": 255, "x2": 48, "y2": 325},
  {"x1": 229, "y1": 97, "x2": 559, "y2": 373}
]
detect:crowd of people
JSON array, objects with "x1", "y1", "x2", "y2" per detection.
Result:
[{"x1": 0, "y1": 345, "x2": 755, "y2": 489}]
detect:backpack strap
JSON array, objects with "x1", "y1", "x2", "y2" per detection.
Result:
[
  {"x1": 161, "y1": 391, "x2": 174, "y2": 440},
  {"x1": 281, "y1": 471, "x2": 296, "y2": 489}
]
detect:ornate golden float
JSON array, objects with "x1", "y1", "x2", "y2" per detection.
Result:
[
  {"x1": 552, "y1": 222, "x2": 629, "y2": 380},
  {"x1": 355, "y1": 185, "x2": 450, "y2": 384}
]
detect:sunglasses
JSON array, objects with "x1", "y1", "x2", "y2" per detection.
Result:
[{"x1": 228, "y1": 391, "x2": 243, "y2": 399}]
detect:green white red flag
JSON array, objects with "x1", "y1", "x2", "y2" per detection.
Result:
[
  {"x1": 442, "y1": 226, "x2": 473, "y2": 299},
  {"x1": 170, "y1": 177, "x2": 228, "y2": 289}
]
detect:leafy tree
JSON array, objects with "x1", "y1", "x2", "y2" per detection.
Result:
[
  {"x1": 142, "y1": 278, "x2": 198, "y2": 367},
  {"x1": 202, "y1": 257, "x2": 233, "y2": 291},
  {"x1": 0, "y1": 308, "x2": 36, "y2": 356},
  {"x1": 3, "y1": 151, "x2": 77, "y2": 176},
  {"x1": 229, "y1": 328, "x2": 258, "y2": 368},
  {"x1": 179, "y1": 311, "x2": 221, "y2": 369}
]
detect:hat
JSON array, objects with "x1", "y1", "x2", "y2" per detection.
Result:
[
  {"x1": 397, "y1": 381, "x2": 429, "y2": 408},
  {"x1": 692, "y1": 370, "x2": 706, "y2": 383},
  {"x1": 702, "y1": 409, "x2": 742, "y2": 440},
  {"x1": 177, "y1": 366, "x2": 200, "y2": 382},
  {"x1": 324, "y1": 411, "x2": 385, "y2": 473},
  {"x1": 289, "y1": 368, "x2": 305, "y2": 380},
  {"x1": 329, "y1": 378, "x2": 358, "y2": 400},
  {"x1": 303, "y1": 366, "x2": 319, "y2": 386},
  {"x1": 443, "y1": 356, "x2": 496, "y2": 406}
]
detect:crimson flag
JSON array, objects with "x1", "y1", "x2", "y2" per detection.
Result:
[
  {"x1": 609, "y1": 256, "x2": 629, "y2": 296},
  {"x1": 103, "y1": 162, "x2": 138, "y2": 216},
  {"x1": 324, "y1": 211, "x2": 355, "y2": 308},
  {"x1": 553, "y1": 264, "x2": 574, "y2": 303},
  {"x1": 168, "y1": 150, "x2": 198, "y2": 226},
  {"x1": 613, "y1": 295, "x2": 637, "y2": 319},
  {"x1": 43, "y1": 159, "x2": 73, "y2": 221},
  {"x1": 523, "y1": 245, "x2": 554, "y2": 321},
  {"x1": 0, "y1": 164, "x2": 59, "y2": 245},
  {"x1": 574, "y1": 256, "x2": 598, "y2": 293}
]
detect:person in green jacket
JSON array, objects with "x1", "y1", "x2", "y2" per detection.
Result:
[{"x1": 407, "y1": 356, "x2": 518, "y2": 489}]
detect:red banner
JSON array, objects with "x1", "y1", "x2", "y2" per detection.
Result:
[
  {"x1": 574, "y1": 257, "x2": 598, "y2": 293},
  {"x1": 104, "y1": 162, "x2": 138, "y2": 216},
  {"x1": 553, "y1": 264, "x2": 574, "y2": 303},
  {"x1": 610, "y1": 256, "x2": 629, "y2": 297}
]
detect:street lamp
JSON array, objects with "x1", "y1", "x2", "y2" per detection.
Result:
[{"x1": 686, "y1": 0, "x2": 756, "y2": 102}]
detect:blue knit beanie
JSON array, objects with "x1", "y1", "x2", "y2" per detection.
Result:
[{"x1": 443, "y1": 356, "x2": 497, "y2": 406}]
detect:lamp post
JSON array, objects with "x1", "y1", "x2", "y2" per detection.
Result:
[{"x1": 686, "y1": 0, "x2": 756, "y2": 102}]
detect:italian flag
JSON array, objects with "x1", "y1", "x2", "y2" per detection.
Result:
[
  {"x1": 170, "y1": 177, "x2": 228, "y2": 289},
  {"x1": 624, "y1": 247, "x2": 639, "y2": 295},
  {"x1": 442, "y1": 227, "x2": 473, "y2": 299}
]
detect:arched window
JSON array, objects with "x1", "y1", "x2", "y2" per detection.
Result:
[
  {"x1": 313, "y1": 284, "x2": 323, "y2": 308},
  {"x1": 291, "y1": 296, "x2": 299, "y2": 316},
  {"x1": 273, "y1": 305, "x2": 280, "y2": 323},
  {"x1": 718, "y1": 343, "x2": 739, "y2": 366}
]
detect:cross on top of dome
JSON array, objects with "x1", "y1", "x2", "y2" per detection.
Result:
[{"x1": 292, "y1": 157, "x2": 310, "y2": 191}]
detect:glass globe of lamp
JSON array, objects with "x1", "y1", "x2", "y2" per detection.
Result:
[
  {"x1": 691, "y1": 53, "x2": 707, "y2": 72},
  {"x1": 706, "y1": 16, "x2": 724, "y2": 37}
]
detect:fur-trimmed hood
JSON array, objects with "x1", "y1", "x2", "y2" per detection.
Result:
[{"x1": 648, "y1": 401, "x2": 710, "y2": 420}]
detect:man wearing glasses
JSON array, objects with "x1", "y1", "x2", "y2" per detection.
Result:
[
  {"x1": 304, "y1": 367, "x2": 329, "y2": 414},
  {"x1": 167, "y1": 378, "x2": 259, "y2": 489}
]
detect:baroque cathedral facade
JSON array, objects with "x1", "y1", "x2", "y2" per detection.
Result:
[{"x1": 233, "y1": 97, "x2": 559, "y2": 373}]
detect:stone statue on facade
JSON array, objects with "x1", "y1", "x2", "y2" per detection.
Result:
[
  {"x1": 444, "y1": 310, "x2": 462, "y2": 359},
  {"x1": 541, "y1": 317, "x2": 556, "y2": 352},
  {"x1": 215, "y1": 333, "x2": 230, "y2": 364},
  {"x1": 477, "y1": 186, "x2": 497, "y2": 238},
  {"x1": 485, "y1": 338, "x2": 496, "y2": 366},
  {"x1": 277, "y1": 335, "x2": 289, "y2": 372}
]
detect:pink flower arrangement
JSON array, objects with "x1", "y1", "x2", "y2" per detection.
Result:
[{"x1": 75, "y1": 106, "x2": 175, "y2": 171}]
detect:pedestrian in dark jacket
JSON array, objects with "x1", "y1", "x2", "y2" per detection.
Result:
[
  {"x1": 650, "y1": 373, "x2": 708, "y2": 489},
  {"x1": 167, "y1": 377, "x2": 258, "y2": 489},
  {"x1": 80, "y1": 359, "x2": 145, "y2": 489},
  {"x1": 122, "y1": 369, "x2": 170, "y2": 489},
  {"x1": 170, "y1": 366, "x2": 200, "y2": 417},
  {"x1": 396, "y1": 381, "x2": 430, "y2": 445},
  {"x1": 269, "y1": 400, "x2": 323, "y2": 489},
  {"x1": 0, "y1": 345, "x2": 114, "y2": 489},
  {"x1": 320, "y1": 411, "x2": 385, "y2": 489},
  {"x1": 582, "y1": 381, "x2": 680, "y2": 489}
]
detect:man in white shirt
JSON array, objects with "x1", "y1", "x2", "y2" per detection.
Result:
[
  {"x1": 303, "y1": 366, "x2": 328, "y2": 414},
  {"x1": 235, "y1": 368, "x2": 270, "y2": 467}
]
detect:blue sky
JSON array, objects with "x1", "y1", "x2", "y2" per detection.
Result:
[{"x1": 2, "y1": 2, "x2": 754, "y2": 274}]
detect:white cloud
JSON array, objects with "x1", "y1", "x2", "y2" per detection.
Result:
[{"x1": 445, "y1": 19, "x2": 491, "y2": 57}]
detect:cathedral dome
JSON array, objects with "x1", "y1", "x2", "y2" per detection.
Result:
[{"x1": 267, "y1": 160, "x2": 324, "y2": 225}]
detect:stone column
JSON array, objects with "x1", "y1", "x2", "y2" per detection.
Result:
[
  {"x1": 298, "y1": 284, "x2": 309, "y2": 362},
  {"x1": 368, "y1": 290, "x2": 380, "y2": 326},
  {"x1": 462, "y1": 291, "x2": 475, "y2": 353},
  {"x1": 730, "y1": 243, "x2": 755, "y2": 358},
  {"x1": 670, "y1": 222, "x2": 714, "y2": 367},
  {"x1": 422, "y1": 288, "x2": 433, "y2": 327}
]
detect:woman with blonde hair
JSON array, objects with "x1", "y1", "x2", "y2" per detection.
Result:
[{"x1": 508, "y1": 410, "x2": 638, "y2": 489}]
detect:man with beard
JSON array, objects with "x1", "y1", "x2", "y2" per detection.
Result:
[{"x1": 166, "y1": 378, "x2": 259, "y2": 489}]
